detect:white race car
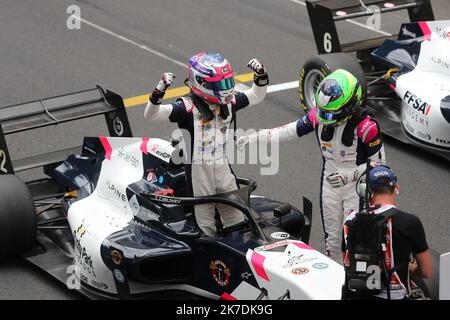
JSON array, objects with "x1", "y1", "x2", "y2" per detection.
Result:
[
  {"x1": 0, "y1": 87, "x2": 448, "y2": 300},
  {"x1": 0, "y1": 87, "x2": 344, "y2": 300},
  {"x1": 302, "y1": 1, "x2": 450, "y2": 160}
]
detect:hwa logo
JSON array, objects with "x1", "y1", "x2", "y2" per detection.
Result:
[{"x1": 404, "y1": 91, "x2": 431, "y2": 116}]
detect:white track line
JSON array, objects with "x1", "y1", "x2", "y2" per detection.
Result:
[
  {"x1": 288, "y1": 0, "x2": 392, "y2": 36},
  {"x1": 74, "y1": 16, "x2": 186, "y2": 67},
  {"x1": 75, "y1": 1, "x2": 391, "y2": 71},
  {"x1": 267, "y1": 80, "x2": 298, "y2": 93},
  {"x1": 233, "y1": 80, "x2": 298, "y2": 94}
]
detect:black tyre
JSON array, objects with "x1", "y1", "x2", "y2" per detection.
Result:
[
  {"x1": 0, "y1": 174, "x2": 37, "y2": 261},
  {"x1": 299, "y1": 53, "x2": 366, "y2": 113}
]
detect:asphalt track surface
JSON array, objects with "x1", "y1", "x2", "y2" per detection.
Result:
[{"x1": 0, "y1": 0, "x2": 449, "y2": 299}]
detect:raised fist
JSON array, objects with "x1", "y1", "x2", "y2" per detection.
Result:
[
  {"x1": 247, "y1": 58, "x2": 266, "y2": 75},
  {"x1": 156, "y1": 72, "x2": 175, "y2": 92}
]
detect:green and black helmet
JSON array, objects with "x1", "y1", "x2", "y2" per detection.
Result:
[{"x1": 315, "y1": 69, "x2": 363, "y2": 126}]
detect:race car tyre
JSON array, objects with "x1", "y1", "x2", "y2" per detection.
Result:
[
  {"x1": 0, "y1": 174, "x2": 37, "y2": 261},
  {"x1": 299, "y1": 53, "x2": 366, "y2": 112}
]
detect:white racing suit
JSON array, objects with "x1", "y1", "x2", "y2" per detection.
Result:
[
  {"x1": 245, "y1": 107, "x2": 385, "y2": 260},
  {"x1": 144, "y1": 81, "x2": 267, "y2": 235}
]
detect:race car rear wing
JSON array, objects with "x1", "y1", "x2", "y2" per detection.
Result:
[
  {"x1": 0, "y1": 86, "x2": 132, "y2": 175},
  {"x1": 306, "y1": 0, "x2": 434, "y2": 55}
]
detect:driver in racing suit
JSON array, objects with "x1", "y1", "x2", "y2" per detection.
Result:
[
  {"x1": 144, "y1": 52, "x2": 269, "y2": 236},
  {"x1": 237, "y1": 69, "x2": 385, "y2": 261}
]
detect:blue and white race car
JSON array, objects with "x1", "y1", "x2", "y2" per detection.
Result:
[
  {"x1": 301, "y1": 0, "x2": 450, "y2": 161},
  {"x1": 0, "y1": 87, "x2": 346, "y2": 300}
]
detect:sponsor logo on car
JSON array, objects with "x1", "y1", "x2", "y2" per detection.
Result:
[
  {"x1": 270, "y1": 232, "x2": 290, "y2": 240},
  {"x1": 75, "y1": 224, "x2": 86, "y2": 238},
  {"x1": 210, "y1": 260, "x2": 230, "y2": 287},
  {"x1": 283, "y1": 255, "x2": 317, "y2": 268},
  {"x1": 113, "y1": 269, "x2": 125, "y2": 283},
  {"x1": 417, "y1": 131, "x2": 432, "y2": 141},
  {"x1": 74, "y1": 244, "x2": 92, "y2": 271},
  {"x1": 405, "y1": 108, "x2": 429, "y2": 127},
  {"x1": 291, "y1": 267, "x2": 309, "y2": 275},
  {"x1": 91, "y1": 280, "x2": 108, "y2": 290},
  {"x1": 435, "y1": 27, "x2": 450, "y2": 41},
  {"x1": 112, "y1": 116, "x2": 124, "y2": 136},
  {"x1": 431, "y1": 56, "x2": 450, "y2": 70},
  {"x1": 106, "y1": 180, "x2": 127, "y2": 202},
  {"x1": 73, "y1": 227, "x2": 95, "y2": 277},
  {"x1": 255, "y1": 240, "x2": 289, "y2": 252},
  {"x1": 149, "y1": 145, "x2": 171, "y2": 161},
  {"x1": 156, "y1": 150, "x2": 171, "y2": 159},
  {"x1": 154, "y1": 195, "x2": 181, "y2": 204},
  {"x1": 404, "y1": 91, "x2": 431, "y2": 116},
  {"x1": 241, "y1": 272, "x2": 253, "y2": 280},
  {"x1": 111, "y1": 249, "x2": 123, "y2": 265},
  {"x1": 312, "y1": 262, "x2": 329, "y2": 269},
  {"x1": 118, "y1": 147, "x2": 139, "y2": 167},
  {"x1": 146, "y1": 168, "x2": 158, "y2": 183}
]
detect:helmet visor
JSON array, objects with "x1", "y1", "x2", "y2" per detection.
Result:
[
  {"x1": 317, "y1": 107, "x2": 340, "y2": 123},
  {"x1": 205, "y1": 77, "x2": 235, "y2": 91}
]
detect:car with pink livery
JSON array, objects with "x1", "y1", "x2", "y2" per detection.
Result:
[{"x1": 0, "y1": 86, "x2": 346, "y2": 299}]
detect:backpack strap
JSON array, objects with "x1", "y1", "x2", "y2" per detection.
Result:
[
  {"x1": 377, "y1": 207, "x2": 399, "y2": 222},
  {"x1": 378, "y1": 207, "x2": 412, "y2": 298}
]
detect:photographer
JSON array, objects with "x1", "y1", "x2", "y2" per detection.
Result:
[{"x1": 342, "y1": 165, "x2": 432, "y2": 300}]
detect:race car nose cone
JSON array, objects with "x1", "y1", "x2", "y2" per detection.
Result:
[{"x1": 440, "y1": 96, "x2": 450, "y2": 124}]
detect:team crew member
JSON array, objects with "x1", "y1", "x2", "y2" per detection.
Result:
[
  {"x1": 144, "y1": 52, "x2": 269, "y2": 236},
  {"x1": 237, "y1": 69, "x2": 385, "y2": 260},
  {"x1": 342, "y1": 165, "x2": 432, "y2": 300}
]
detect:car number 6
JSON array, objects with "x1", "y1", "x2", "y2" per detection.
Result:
[{"x1": 323, "y1": 32, "x2": 332, "y2": 53}]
